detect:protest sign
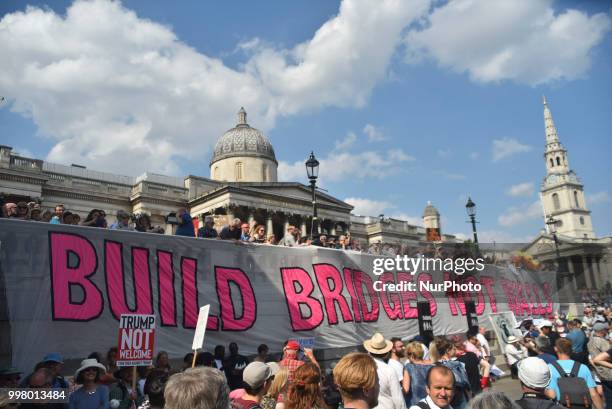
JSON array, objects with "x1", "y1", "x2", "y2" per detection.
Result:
[
  {"x1": 192, "y1": 305, "x2": 211, "y2": 351},
  {"x1": 117, "y1": 314, "x2": 156, "y2": 367},
  {"x1": 488, "y1": 312, "x2": 522, "y2": 346},
  {"x1": 465, "y1": 301, "x2": 479, "y2": 334}
]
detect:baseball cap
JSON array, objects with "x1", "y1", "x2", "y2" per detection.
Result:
[
  {"x1": 517, "y1": 357, "x2": 551, "y2": 389},
  {"x1": 536, "y1": 320, "x2": 553, "y2": 329},
  {"x1": 286, "y1": 341, "x2": 300, "y2": 351},
  {"x1": 243, "y1": 362, "x2": 278, "y2": 389},
  {"x1": 593, "y1": 322, "x2": 608, "y2": 332},
  {"x1": 42, "y1": 353, "x2": 64, "y2": 363}
]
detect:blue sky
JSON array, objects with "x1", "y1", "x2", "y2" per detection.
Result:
[{"x1": 1, "y1": 0, "x2": 611, "y2": 241}]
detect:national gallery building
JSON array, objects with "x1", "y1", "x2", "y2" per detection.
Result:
[{"x1": 0, "y1": 108, "x2": 453, "y2": 248}]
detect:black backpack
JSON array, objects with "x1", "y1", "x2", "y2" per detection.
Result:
[{"x1": 550, "y1": 361, "x2": 592, "y2": 408}]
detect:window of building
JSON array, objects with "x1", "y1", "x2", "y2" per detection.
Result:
[
  {"x1": 262, "y1": 164, "x2": 267, "y2": 182},
  {"x1": 550, "y1": 158, "x2": 554, "y2": 167},
  {"x1": 214, "y1": 166, "x2": 219, "y2": 179},
  {"x1": 574, "y1": 191, "x2": 580, "y2": 208},
  {"x1": 235, "y1": 162, "x2": 243, "y2": 181},
  {"x1": 556, "y1": 157, "x2": 561, "y2": 166},
  {"x1": 579, "y1": 216, "x2": 585, "y2": 225},
  {"x1": 552, "y1": 193, "x2": 560, "y2": 210}
]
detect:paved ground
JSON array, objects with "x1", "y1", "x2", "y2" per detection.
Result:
[{"x1": 489, "y1": 376, "x2": 523, "y2": 400}]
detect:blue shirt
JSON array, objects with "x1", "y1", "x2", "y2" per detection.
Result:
[
  {"x1": 565, "y1": 329, "x2": 587, "y2": 353},
  {"x1": 537, "y1": 353, "x2": 557, "y2": 365},
  {"x1": 548, "y1": 360, "x2": 595, "y2": 400},
  {"x1": 69, "y1": 385, "x2": 109, "y2": 409},
  {"x1": 175, "y1": 213, "x2": 195, "y2": 237}
]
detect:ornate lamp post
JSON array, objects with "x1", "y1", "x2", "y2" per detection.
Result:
[
  {"x1": 305, "y1": 152, "x2": 320, "y2": 240},
  {"x1": 465, "y1": 197, "x2": 479, "y2": 253}
]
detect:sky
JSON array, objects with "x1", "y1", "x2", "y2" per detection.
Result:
[{"x1": 1, "y1": 0, "x2": 611, "y2": 242}]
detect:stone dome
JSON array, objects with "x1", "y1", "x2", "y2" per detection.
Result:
[
  {"x1": 422, "y1": 201, "x2": 440, "y2": 217},
  {"x1": 210, "y1": 108, "x2": 277, "y2": 165}
]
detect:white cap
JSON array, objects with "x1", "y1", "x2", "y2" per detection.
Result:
[
  {"x1": 518, "y1": 357, "x2": 551, "y2": 389},
  {"x1": 537, "y1": 320, "x2": 553, "y2": 329}
]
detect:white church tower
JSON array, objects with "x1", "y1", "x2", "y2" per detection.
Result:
[{"x1": 540, "y1": 97, "x2": 595, "y2": 239}]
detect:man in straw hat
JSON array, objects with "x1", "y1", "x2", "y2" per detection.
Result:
[
  {"x1": 504, "y1": 336, "x2": 527, "y2": 379},
  {"x1": 363, "y1": 332, "x2": 406, "y2": 409},
  {"x1": 515, "y1": 357, "x2": 564, "y2": 409}
]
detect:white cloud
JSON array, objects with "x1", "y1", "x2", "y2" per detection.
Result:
[
  {"x1": 345, "y1": 197, "x2": 393, "y2": 216},
  {"x1": 498, "y1": 200, "x2": 542, "y2": 227},
  {"x1": 469, "y1": 152, "x2": 480, "y2": 160},
  {"x1": 506, "y1": 182, "x2": 534, "y2": 197},
  {"x1": 492, "y1": 138, "x2": 532, "y2": 161},
  {"x1": 388, "y1": 149, "x2": 415, "y2": 162},
  {"x1": 0, "y1": 0, "x2": 431, "y2": 175},
  {"x1": 278, "y1": 148, "x2": 414, "y2": 183},
  {"x1": 477, "y1": 230, "x2": 535, "y2": 243},
  {"x1": 443, "y1": 172, "x2": 465, "y2": 180},
  {"x1": 334, "y1": 132, "x2": 357, "y2": 151},
  {"x1": 344, "y1": 198, "x2": 421, "y2": 225},
  {"x1": 363, "y1": 124, "x2": 386, "y2": 142},
  {"x1": 389, "y1": 212, "x2": 422, "y2": 226},
  {"x1": 437, "y1": 149, "x2": 452, "y2": 158},
  {"x1": 452, "y1": 232, "x2": 468, "y2": 241},
  {"x1": 587, "y1": 191, "x2": 610, "y2": 206},
  {"x1": 404, "y1": 0, "x2": 611, "y2": 85},
  {"x1": 12, "y1": 147, "x2": 35, "y2": 158}
]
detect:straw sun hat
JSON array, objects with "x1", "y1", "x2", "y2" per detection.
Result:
[{"x1": 363, "y1": 332, "x2": 392, "y2": 354}]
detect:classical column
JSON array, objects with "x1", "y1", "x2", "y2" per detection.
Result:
[
  {"x1": 300, "y1": 218, "x2": 307, "y2": 238},
  {"x1": 266, "y1": 214, "x2": 274, "y2": 237},
  {"x1": 283, "y1": 217, "x2": 290, "y2": 236},
  {"x1": 225, "y1": 206, "x2": 234, "y2": 226},
  {"x1": 582, "y1": 256, "x2": 593, "y2": 289},
  {"x1": 198, "y1": 214, "x2": 204, "y2": 229},
  {"x1": 330, "y1": 222, "x2": 337, "y2": 236},
  {"x1": 247, "y1": 211, "x2": 255, "y2": 228},
  {"x1": 566, "y1": 257, "x2": 578, "y2": 292}
]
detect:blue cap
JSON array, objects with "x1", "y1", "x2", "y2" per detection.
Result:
[{"x1": 42, "y1": 353, "x2": 64, "y2": 363}]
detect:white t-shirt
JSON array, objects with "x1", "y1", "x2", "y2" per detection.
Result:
[
  {"x1": 388, "y1": 358, "x2": 404, "y2": 383},
  {"x1": 476, "y1": 333, "x2": 490, "y2": 357},
  {"x1": 372, "y1": 358, "x2": 407, "y2": 409},
  {"x1": 505, "y1": 343, "x2": 527, "y2": 365},
  {"x1": 409, "y1": 396, "x2": 453, "y2": 409}
]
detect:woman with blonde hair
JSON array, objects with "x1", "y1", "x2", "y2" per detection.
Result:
[
  {"x1": 250, "y1": 225, "x2": 267, "y2": 244},
  {"x1": 403, "y1": 342, "x2": 434, "y2": 406},
  {"x1": 285, "y1": 363, "x2": 328, "y2": 409},
  {"x1": 261, "y1": 367, "x2": 289, "y2": 409}
]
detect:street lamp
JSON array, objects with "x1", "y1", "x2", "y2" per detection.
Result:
[
  {"x1": 546, "y1": 215, "x2": 562, "y2": 273},
  {"x1": 465, "y1": 197, "x2": 479, "y2": 253},
  {"x1": 305, "y1": 151, "x2": 320, "y2": 240}
]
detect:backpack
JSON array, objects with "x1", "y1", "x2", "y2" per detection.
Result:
[
  {"x1": 440, "y1": 360, "x2": 471, "y2": 407},
  {"x1": 550, "y1": 361, "x2": 592, "y2": 408}
]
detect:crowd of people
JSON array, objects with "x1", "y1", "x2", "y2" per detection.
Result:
[
  {"x1": 2, "y1": 319, "x2": 612, "y2": 409},
  {"x1": 0, "y1": 201, "x2": 362, "y2": 250}
]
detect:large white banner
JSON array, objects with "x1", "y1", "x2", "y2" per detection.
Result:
[{"x1": 0, "y1": 219, "x2": 557, "y2": 372}]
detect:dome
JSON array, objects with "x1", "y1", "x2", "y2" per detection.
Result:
[
  {"x1": 210, "y1": 108, "x2": 277, "y2": 165},
  {"x1": 422, "y1": 201, "x2": 440, "y2": 217}
]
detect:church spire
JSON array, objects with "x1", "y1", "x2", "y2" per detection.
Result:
[{"x1": 543, "y1": 95, "x2": 559, "y2": 145}]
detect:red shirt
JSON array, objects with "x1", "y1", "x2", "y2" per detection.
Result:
[{"x1": 279, "y1": 356, "x2": 304, "y2": 383}]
